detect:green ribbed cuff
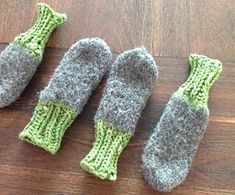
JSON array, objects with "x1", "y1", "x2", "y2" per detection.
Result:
[
  {"x1": 14, "y1": 3, "x2": 67, "y2": 57},
  {"x1": 19, "y1": 100, "x2": 77, "y2": 154},
  {"x1": 80, "y1": 120, "x2": 132, "y2": 181},
  {"x1": 176, "y1": 54, "x2": 222, "y2": 108}
]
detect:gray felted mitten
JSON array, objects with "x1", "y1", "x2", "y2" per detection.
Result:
[
  {"x1": 80, "y1": 48, "x2": 158, "y2": 181},
  {"x1": 0, "y1": 3, "x2": 67, "y2": 107},
  {"x1": 141, "y1": 54, "x2": 222, "y2": 192},
  {"x1": 19, "y1": 38, "x2": 112, "y2": 154}
]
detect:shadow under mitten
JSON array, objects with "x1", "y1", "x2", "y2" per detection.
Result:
[
  {"x1": 80, "y1": 48, "x2": 158, "y2": 181},
  {"x1": 0, "y1": 3, "x2": 67, "y2": 107},
  {"x1": 141, "y1": 54, "x2": 222, "y2": 192},
  {"x1": 19, "y1": 38, "x2": 112, "y2": 154}
]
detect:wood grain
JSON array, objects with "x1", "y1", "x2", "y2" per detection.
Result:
[
  {"x1": 0, "y1": 0, "x2": 234, "y2": 60},
  {"x1": 0, "y1": 0, "x2": 234, "y2": 194}
]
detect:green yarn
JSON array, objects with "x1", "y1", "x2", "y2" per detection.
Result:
[
  {"x1": 80, "y1": 120, "x2": 132, "y2": 181},
  {"x1": 19, "y1": 100, "x2": 77, "y2": 154},
  {"x1": 14, "y1": 3, "x2": 67, "y2": 57},
  {"x1": 176, "y1": 54, "x2": 222, "y2": 108}
]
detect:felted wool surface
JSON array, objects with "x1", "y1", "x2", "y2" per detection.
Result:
[
  {"x1": 80, "y1": 48, "x2": 158, "y2": 181},
  {"x1": 141, "y1": 54, "x2": 222, "y2": 192},
  {"x1": 40, "y1": 38, "x2": 112, "y2": 113},
  {"x1": 0, "y1": 3, "x2": 66, "y2": 108},
  {"x1": 19, "y1": 38, "x2": 112, "y2": 154},
  {"x1": 0, "y1": 44, "x2": 41, "y2": 107},
  {"x1": 95, "y1": 47, "x2": 158, "y2": 134}
]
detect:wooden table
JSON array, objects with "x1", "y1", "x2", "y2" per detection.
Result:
[{"x1": 0, "y1": 0, "x2": 234, "y2": 194}]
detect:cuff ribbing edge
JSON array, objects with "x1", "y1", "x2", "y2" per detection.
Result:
[
  {"x1": 14, "y1": 3, "x2": 67, "y2": 56},
  {"x1": 19, "y1": 100, "x2": 77, "y2": 154},
  {"x1": 80, "y1": 120, "x2": 132, "y2": 181},
  {"x1": 176, "y1": 54, "x2": 222, "y2": 108}
]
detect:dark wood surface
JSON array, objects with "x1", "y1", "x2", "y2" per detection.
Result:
[{"x1": 0, "y1": 0, "x2": 234, "y2": 194}]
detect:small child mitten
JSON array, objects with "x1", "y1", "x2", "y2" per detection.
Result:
[
  {"x1": 19, "y1": 38, "x2": 112, "y2": 154},
  {"x1": 80, "y1": 48, "x2": 158, "y2": 181},
  {"x1": 141, "y1": 54, "x2": 222, "y2": 192},
  {"x1": 0, "y1": 3, "x2": 67, "y2": 107}
]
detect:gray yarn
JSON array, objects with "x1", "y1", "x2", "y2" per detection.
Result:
[
  {"x1": 95, "y1": 48, "x2": 158, "y2": 134},
  {"x1": 40, "y1": 38, "x2": 112, "y2": 113},
  {"x1": 141, "y1": 94, "x2": 208, "y2": 192},
  {"x1": 0, "y1": 43, "x2": 41, "y2": 107}
]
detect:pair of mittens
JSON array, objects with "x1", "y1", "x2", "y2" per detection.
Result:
[
  {"x1": 0, "y1": 3, "x2": 67, "y2": 107},
  {"x1": 141, "y1": 54, "x2": 222, "y2": 192},
  {"x1": 19, "y1": 38, "x2": 158, "y2": 180}
]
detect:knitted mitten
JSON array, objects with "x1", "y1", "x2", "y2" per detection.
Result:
[
  {"x1": 142, "y1": 54, "x2": 222, "y2": 192},
  {"x1": 0, "y1": 3, "x2": 67, "y2": 107},
  {"x1": 80, "y1": 48, "x2": 158, "y2": 181},
  {"x1": 19, "y1": 38, "x2": 112, "y2": 154}
]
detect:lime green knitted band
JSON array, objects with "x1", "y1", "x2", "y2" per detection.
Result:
[
  {"x1": 80, "y1": 120, "x2": 132, "y2": 181},
  {"x1": 176, "y1": 54, "x2": 222, "y2": 108},
  {"x1": 19, "y1": 100, "x2": 77, "y2": 154},
  {"x1": 14, "y1": 3, "x2": 67, "y2": 57}
]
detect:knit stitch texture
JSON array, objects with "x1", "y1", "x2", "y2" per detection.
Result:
[
  {"x1": 14, "y1": 3, "x2": 67, "y2": 57},
  {"x1": 141, "y1": 54, "x2": 222, "y2": 192},
  {"x1": 80, "y1": 120, "x2": 132, "y2": 181},
  {"x1": 19, "y1": 38, "x2": 112, "y2": 154},
  {"x1": 19, "y1": 100, "x2": 77, "y2": 154},
  {"x1": 0, "y1": 3, "x2": 66, "y2": 108},
  {"x1": 176, "y1": 54, "x2": 222, "y2": 107},
  {"x1": 81, "y1": 48, "x2": 158, "y2": 180}
]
